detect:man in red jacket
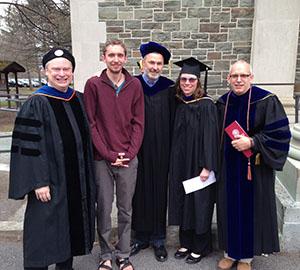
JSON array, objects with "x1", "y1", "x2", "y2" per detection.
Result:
[{"x1": 84, "y1": 39, "x2": 145, "y2": 270}]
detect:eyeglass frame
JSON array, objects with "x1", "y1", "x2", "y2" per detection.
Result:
[
  {"x1": 179, "y1": 77, "x2": 198, "y2": 83},
  {"x1": 229, "y1": 73, "x2": 252, "y2": 80}
]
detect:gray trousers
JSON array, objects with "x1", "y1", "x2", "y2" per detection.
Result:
[{"x1": 95, "y1": 157, "x2": 138, "y2": 260}]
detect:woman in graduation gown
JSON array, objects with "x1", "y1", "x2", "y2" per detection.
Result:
[{"x1": 168, "y1": 57, "x2": 219, "y2": 264}]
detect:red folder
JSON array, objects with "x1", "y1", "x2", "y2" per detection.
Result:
[{"x1": 225, "y1": 121, "x2": 253, "y2": 158}]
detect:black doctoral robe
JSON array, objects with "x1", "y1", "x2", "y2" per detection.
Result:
[
  {"x1": 168, "y1": 93, "x2": 219, "y2": 234},
  {"x1": 9, "y1": 86, "x2": 96, "y2": 268},
  {"x1": 132, "y1": 75, "x2": 174, "y2": 235},
  {"x1": 216, "y1": 86, "x2": 291, "y2": 260}
]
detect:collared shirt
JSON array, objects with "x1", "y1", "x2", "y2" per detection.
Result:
[
  {"x1": 142, "y1": 73, "x2": 158, "y2": 87},
  {"x1": 115, "y1": 81, "x2": 125, "y2": 96}
]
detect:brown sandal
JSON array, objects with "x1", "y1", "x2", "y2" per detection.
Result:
[
  {"x1": 116, "y1": 258, "x2": 134, "y2": 270},
  {"x1": 97, "y1": 260, "x2": 112, "y2": 270}
]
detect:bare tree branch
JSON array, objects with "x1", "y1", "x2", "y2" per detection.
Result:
[
  {"x1": 0, "y1": 0, "x2": 71, "y2": 74},
  {"x1": 47, "y1": 0, "x2": 70, "y2": 16},
  {"x1": 0, "y1": 2, "x2": 58, "y2": 26},
  {"x1": 14, "y1": 5, "x2": 55, "y2": 34}
]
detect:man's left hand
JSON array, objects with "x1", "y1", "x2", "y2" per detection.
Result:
[{"x1": 232, "y1": 134, "x2": 252, "y2": 151}]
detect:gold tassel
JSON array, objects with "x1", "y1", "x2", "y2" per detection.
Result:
[
  {"x1": 255, "y1": 153, "x2": 260, "y2": 165},
  {"x1": 247, "y1": 158, "x2": 252, "y2": 181}
]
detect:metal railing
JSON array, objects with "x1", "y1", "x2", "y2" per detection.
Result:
[{"x1": 0, "y1": 93, "x2": 30, "y2": 112}]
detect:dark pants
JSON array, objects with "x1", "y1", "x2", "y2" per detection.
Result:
[
  {"x1": 24, "y1": 257, "x2": 73, "y2": 270},
  {"x1": 179, "y1": 228, "x2": 212, "y2": 255},
  {"x1": 134, "y1": 230, "x2": 165, "y2": 247}
]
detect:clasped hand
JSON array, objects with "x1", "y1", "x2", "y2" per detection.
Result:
[
  {"x1": 111, "y1": 152, "x2": 130, "y2": 167},
  {"x1": 231, "y1": 134, "x2": 252, "y2": 151}
]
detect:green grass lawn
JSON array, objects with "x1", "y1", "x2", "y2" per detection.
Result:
[
  {"x1": 0, "y1": 111, "x2": 16, "y2": 132},
  {"x1": 6, "y1": 87, "x2": 36, "y2": 96}
]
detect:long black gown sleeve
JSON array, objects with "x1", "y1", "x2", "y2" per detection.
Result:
[
  {"x1": 251, "y1": 95, "x2": 291, "y2": 170},
  {"x1": 9, "y1": 96, "x2": 51, "y2": 199},
  {"x1": 199, "y1": 98, "x2": 219, "y2": 172}
]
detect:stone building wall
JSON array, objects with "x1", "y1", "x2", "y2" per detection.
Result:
[{"x1": 98, "y1": 0, "x2": 255, "y2": 96}]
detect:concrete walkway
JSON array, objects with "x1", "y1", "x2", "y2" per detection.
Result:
[{"x1": 0, "y1": 240, "x2": 300, "y2": 270}]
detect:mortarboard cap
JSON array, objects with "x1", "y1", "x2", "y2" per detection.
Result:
[
  {"x1": 140, "y1": 41, "x2": 171, "y2": 65},
  {"x1": 42, "y1": 47, "x2": 75, "y2": 71},
  {"x1": 174, "y1": 57, "x2": 211, "y2": 93},
  {"x1": 174, "y1": 57, "x2": 211, "y2": 78}
]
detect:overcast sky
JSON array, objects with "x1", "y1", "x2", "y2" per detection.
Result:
[
  {"x1": 0, "y1": 1, "x2": 23, "y2": 30},
  {"x1": 0, "y1": 1, "x2": 11, "y2": 30},
  {"x1": 0, "y1": 0, "x2": 13, "y2": 17}
]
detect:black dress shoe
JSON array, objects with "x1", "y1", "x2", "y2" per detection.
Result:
[
  {"x1": 153, "y1": 245, "x2": 168, "y2": 262},
  {"x1": 185, "y1": 253, "x2": 204, "y2": 264},
  {"x1": 130, "y1": 242, "x2": 149, "y2": 256},
  {"x1": 174, "y1": 248, "x2": 190, "y2": 259}
]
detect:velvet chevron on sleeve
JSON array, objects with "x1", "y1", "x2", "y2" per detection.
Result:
[{"x1": 251, "y1": 95, "x2": 291, "y2": 170}]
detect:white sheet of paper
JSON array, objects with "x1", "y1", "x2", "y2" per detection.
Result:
[{"x1": 182, "y1": 171, "x2": 216, "y2": 194}]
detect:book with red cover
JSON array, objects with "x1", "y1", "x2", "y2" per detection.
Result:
[{"x1": 225, "y1": 120, "x2": 253, "y2": 158}]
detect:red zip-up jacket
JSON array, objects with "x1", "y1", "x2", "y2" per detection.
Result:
[{"x1": 84, "y1": 68, "x2": 145, "y2": 162}]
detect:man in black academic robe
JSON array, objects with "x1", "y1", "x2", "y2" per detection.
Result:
[
  {"x1": 216, "y1": 60, "x2": 291, "y2": 270},
  {"x1": 131, "y1": 42, "x2": 174, "y2": 262},
  {"x1": 9, "y1": 48, "x2": 95, "y2": 270}
]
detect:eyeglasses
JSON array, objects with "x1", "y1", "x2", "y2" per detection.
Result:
[
  {"x1": 229, "y1": 74, "x2": 251, "y2": 80},
  {"x1": 180, "y1": 77, "x2": 198, "y2": 83}
]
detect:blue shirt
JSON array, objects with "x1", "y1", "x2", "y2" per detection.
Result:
[{"x1": 142, "y1": 73, "x2": 159, "y2": 87}]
